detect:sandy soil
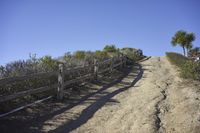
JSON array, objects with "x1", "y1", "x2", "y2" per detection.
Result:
[
  {"x1": 0, "y1": 57, "x2": 200, "y2": 133},
  {"x1": 71, "y1": 57, "x2": 200, "y2": 133}
]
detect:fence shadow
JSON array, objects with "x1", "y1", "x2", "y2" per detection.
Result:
[
  {"x1": 0, "y1": 64, "x2": 143, "y2": 133},
  {"x1": 48, "y1": 64, "x2": 143, "y2": 133}
]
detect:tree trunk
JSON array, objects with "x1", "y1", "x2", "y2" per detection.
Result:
[
  {"x1": 182, "y1": 47, "x2": 186, "y2": 56},
  {"x1": 186, "y1": 48, "x2": 188, "y2": 57}
]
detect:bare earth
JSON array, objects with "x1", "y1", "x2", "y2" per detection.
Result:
[
  {"x1": 1, "y1": 57, "x2": 200, "y2": 133},
  {"x1": 42, "y1": 56, "x2": 200, "y2": 133}
]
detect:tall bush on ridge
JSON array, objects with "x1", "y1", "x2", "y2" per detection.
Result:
[
  {"x1": 121, "y1": 47, "x2": 143, "y2": 62},
  {"x1": 103, "y1": 45, "x2": 117, "y2": 53}
]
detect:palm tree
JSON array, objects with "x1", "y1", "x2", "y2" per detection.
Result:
[
  {"x1": 171, "y1": 30, "x2": 195, "y2": 56},
  {"x1": 185, "y1": 33, "x2": 195, "y2": 56}
]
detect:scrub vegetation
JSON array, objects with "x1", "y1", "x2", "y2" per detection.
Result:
[
  {"x1": 0, "y1": 45, "x2": 144, "y2": 112},
  {"x1": 0, "y1": 45, "x2": 143, "y2": 79},
  {"x1": 166, "y1": 52, "x2": 200, "y2": 80},
  {"x1": 168, "y1": 30, "x2": 200, "y2": 80}
]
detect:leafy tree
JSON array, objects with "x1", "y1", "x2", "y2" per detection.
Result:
[
  {"x1": 171, "y1": 30, "x2": 195, "y2": 56},
  {"x1": 185, "y1": 33, "x2": 195, "y2": 55},
  {"x1": 103, "y1": 45, "x2": 117, "y2": 53}
]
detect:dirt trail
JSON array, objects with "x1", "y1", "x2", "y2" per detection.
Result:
[
  {"x1": 70, "y1": 56, "x2": 200, "y2": 133},
  {"x1": 1, "y1": 57, "x2": 200, "y2": 133}
]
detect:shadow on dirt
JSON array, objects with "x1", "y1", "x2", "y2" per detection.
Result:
[
  {"x1": 0, "y1": 64, "x2": 144, "y2": 133},
  {"x1": 49, "y1": 64, "x2": 143, "y2": 133}
]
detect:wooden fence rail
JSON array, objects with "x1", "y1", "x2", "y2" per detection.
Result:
[
  {"x1": 0, "y1": 84, "x2": 57, "y2": 103},
  {"x1": 0, "y1": 56, "x2": 127, "y2": 103}
]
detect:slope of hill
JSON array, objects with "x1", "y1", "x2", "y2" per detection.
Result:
[
  {"x1": 0, "y1": 57, "x2": 199, "y2": 133},
  {"x1": 71, "y1": 56, "x2": 200, "y2": 133}
]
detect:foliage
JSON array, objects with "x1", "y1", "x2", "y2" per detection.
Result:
[
  {"x1": 0, "y1": 45, "x2": 145, "y2": 79},
  {"x1": 171, "y1": 30, "x2": 195, "y2": 56},
  {"x1": 166, "y1": 52, "x2": 188, "y2": 67},
  {"x1": 0, "y1": 54, "x2": 41, "y2": 78},
  {"x1": 180, "y1": 60, "x2": 200, "y2": 80},
  {"x1": 84, "y1": 51, "x2": 95, "y2": 65},
  {"x1": 0, "y1": 45, "x2": 145, "y2": 97},
  {"x1": 74, "y1": 51, "x2": 86, "y2": 59},
  {"x1": 166, "y1": 52, "x2": 200, "y2": 80},
  {"x1": 94, "y1": 50, "x2": 108, "y2": 59},
  {"x1": 63, "y1": 52, "x2": 72, "y2": 62},
  {"x1": 40, "y1": 55, "x2": 58, "y2": 71},
  {"x1": 188, "y1": 47, "x2": 200, "y2": 58},
  {"x1": 121, "y1": 48, "x2": 143, "y2": 63},
  {"x1": 103, "y1": 45, "x2": 117, "y2": 53}
]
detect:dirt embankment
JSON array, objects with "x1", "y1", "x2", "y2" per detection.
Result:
[{"x1": 0, "y1": 57, "x2": 200, "y2": 133}]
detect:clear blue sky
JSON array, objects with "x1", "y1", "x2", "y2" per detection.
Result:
[{"x1": 1, "y1": 0, "x2": 200, "y2": 65}]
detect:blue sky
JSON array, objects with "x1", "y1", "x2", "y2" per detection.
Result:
[{"x1": 1, "y1": 0, "x2": 200, "y2": 65}]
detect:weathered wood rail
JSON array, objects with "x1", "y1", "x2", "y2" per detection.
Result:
[{"x1": 0, "y1": 56, "x2": 127, "y2": 103}]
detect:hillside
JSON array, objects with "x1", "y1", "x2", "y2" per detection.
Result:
[
  {"x1": 0, "y1": 57, "x2": 200, "y2": 133},
  {"x1": 70, "y1": 57, "x2": 200, "y2": 133}
]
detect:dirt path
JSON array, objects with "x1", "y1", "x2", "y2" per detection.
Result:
[
  {"x1": 70, "y1": 57, "x2": 200, "y2": 133},
  {"x1": 1, "y1": 57, "x2": 200, "y2": 133}
]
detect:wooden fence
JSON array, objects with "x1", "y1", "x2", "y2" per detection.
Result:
[{"x1": 0, "y1": 56, "x2": 127, "y2": 103}]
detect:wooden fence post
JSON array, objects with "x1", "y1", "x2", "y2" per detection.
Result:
[
  {"x1": 94, "y1": 59, "x2": 98, "y2": 80},
  {"x1": 120, "y1": 56, "x2": 123, "y2": 69},
  {"x1": 110, "y1": 58, "x2": 114, "y2": 72},
  {"x1": 123, "y1": 56, "x2": 127, "y2": 67},
  {"x1": 57, "y1": 64, "x2": 64, "y2": 100}
]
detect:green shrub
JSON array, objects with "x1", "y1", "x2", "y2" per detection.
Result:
[
  {"x1": 121, "y1": 48, "x2": 143, "y2": 63},
  {"x1": 95, "y1": 50, "x2": 107, "y2": 57},
  {"x1": 180, "y1": 60, "x2": 200, "y2": 80},
  {"x1": 40, "y1": 55, "x2": 58, "y2": 71},
  {"x1": 74, "y1": 51, "x2": 86, "y2": 59},
  {"x1": 103, "y1": 45, "x2": 117, "y2": 53},
  {"x1": 166, "y1": 52, "x2": 200, "y2": 80},
  {"x1": 166, "y1": 52, "x2": 188, "y2": 67}
]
